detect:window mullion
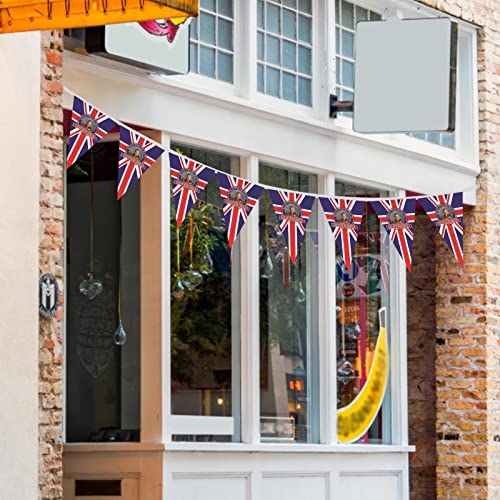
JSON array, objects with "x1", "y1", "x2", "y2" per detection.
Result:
[
  {"x1": 239, "y1": 154, "x2": 261, "y2": 444},
  {"x1": 236, "y1": 0, "x2": 258, "y2": 100},
  {"x1": 318, "y1": 172, "x2": 337, "y2": 445},
  {"x1": 389, "y1": 188, "x2": 408, "y2": 446}
]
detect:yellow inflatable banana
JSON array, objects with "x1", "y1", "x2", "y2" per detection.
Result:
[{"x1": 337, "y1": 307, "x2": 389, "y2": 444}]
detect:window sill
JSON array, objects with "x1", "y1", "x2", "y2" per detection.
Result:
[{"x1": 164, "y1": 442, "x2": 416, "y2": 454}]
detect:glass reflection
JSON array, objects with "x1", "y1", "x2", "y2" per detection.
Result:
[
  {"x1": 335, "y1": 182, "x2": 391, "y2": 444},
  {"x1": 259, "y1": 164, "x2": 319, "y2": 443}
]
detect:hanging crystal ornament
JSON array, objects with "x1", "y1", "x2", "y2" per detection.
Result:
[
  {"x1": 260, "y1": 251, "x2": 274, "y2": 279},
  {"x1": 172, "y1": 277, "x2": 185, "y2": 299},
  {"x1": 296, "y1": 281, "x2": 306, "y2": 303},
  {"x1": 200, "y1": 250, "x2": 214, "y2": 275},
  {"x1": 336, "y1": 305, "x2": 355, "y2": 383},
  {"x1": 79, "y1": 150, "x2": 103, "y2": 300},
  {"x1": 260, "y1": 190, "x2": 274, "y2": 279},
  {"x1": 114, "y1": 201, "x2": 127, "y2": 347},
  {"x1": 172, "y1": 226, "x2": 186, "y2": 299},
  {"x1": 114, "y1": 321, "x2": 127, "y2": 346},
  {"x1": 181, "y1": 212, "x2": 204, "y2": 290}
]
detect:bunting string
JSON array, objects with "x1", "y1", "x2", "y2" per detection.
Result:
[{"x1": 65, "y1": 89, "x2": 467, "y2": 270}]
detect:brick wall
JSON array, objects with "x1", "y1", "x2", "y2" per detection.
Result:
[
  {"x1": 419, "y1": 0, "x2": 500, "y2": 498},
  {"x1": 39, "y1": 30, "x2": 64, "y2": 500},
  {"x1": 407, "y1": 212, "x2": 437, "y2": 500}
]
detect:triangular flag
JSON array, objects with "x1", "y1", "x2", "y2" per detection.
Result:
[
  {"x1": 66, "y1": 96, "x2": 117, "y2": 168},
  {"x1": 418, "y1": 193, "x2": 464, "y2": 266},
  {"x1": 217, "y1": 172, "x2": 264, "y2": 248},
  {"x1": 319, "y1": 197, "x2": 366, "y2": 270},
  {"x1": 117, "y1": 127, "x2": 164, "y2": 199},
  {"x1": 267, "y1": 189, "x2": 315, "y2": 264},
  {"x1": 169, "y1": 151, "x2": 215, "y2": 227},
  {"x1": 370, "y1": 198, "x2": 416, "y2": 271}
]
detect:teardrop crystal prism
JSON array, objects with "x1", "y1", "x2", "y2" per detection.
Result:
[
  {"x1": 200, "y1": 251, "x2": 214, "y2": 275},
  {"x1": 172, "y1": 278, "x2": 185, "y2": 300},
  {"x1": 79, "y1": 273, "x2": 103, "y2": 300},
  {"x1": 296, "y1": 281, "x2": 306, "y2": 303},
  {"x1": 337, "y1": 357, "x2": 356, "y2": 384},
  {"x1": 182, "y1": 268, "x2": 204, "y2": 291},
  {"x1": 260, "y1": 251, "x2": 274, "y2": 279},
  {"x1": 114, "y1": 321, "x2": 127, "y2": 346}
]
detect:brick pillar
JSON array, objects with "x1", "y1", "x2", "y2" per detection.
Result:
[
  {"x1": 413, "y1": 0, "x2": 500, "y2": 498},
  {"x1": 39, "y1": 30, "x2": 64, "y2": 500},
  {"x1": 408, "y1": 212, "x2": 437, "y2": 500}
]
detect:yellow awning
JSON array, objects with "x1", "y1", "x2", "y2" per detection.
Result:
[{"x1": 0, "y1": 0, "x2": 198, "y2": 34}]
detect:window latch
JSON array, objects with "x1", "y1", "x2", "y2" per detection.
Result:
[{"x1": 329, "y1": 94, "x2": 354, "y2": 119}]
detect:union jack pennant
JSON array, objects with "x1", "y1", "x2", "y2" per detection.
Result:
[
  {"x1": 217, "y1": 173, "x2": 264, "y2": 248},
  {"x1": 268, "y1": 189, "x2": 315, "y2": 264},
  {"x1": 418, "y1": 192, "x2": 464, "y2": 266},
  {"x1": 370, "y1": 198, "x2": 416, "y2": 271},
  {"x1": 118, "y1": 127, "x2": 164, "y2": 200},
  {"x1": 319, "y1": 197, "x2": 366, "y2": 270},
  {"x1": 170, "y1": 151, "x2": 215, "y2": 227},
  {"x1": 66, "y1": 96, "x2": 117, "y2": 169}
]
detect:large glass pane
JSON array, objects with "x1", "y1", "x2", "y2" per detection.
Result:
[
  {"x1": 200, "y1": 12, "x2": 216, "y2": 45},
  {"x1": 267, "y1": 35, "x2": 281, "y2": 65},
  {"x1": 200, "y1": 46, "x2": 216, "y2": 78},
  {"x1": 282, "y1": 40, "x2": 296, "y2": 71},
  {"x1": 66, "y1": 142, "x2": 140, "y2": 443},
  {"x1": 218, "y1": 0, "x2": 233, "y2": 18},
  {"x1": 266, "y1": 3, "x2": 280, "y2": 34},
  {"x1": 217, "y1": 51, "x2": 233, "y2": 83},
  {"x1": 283, "y1": 9, "x2": 297, "y2": 39},
  {"x1": 259, "y1": 164, "x2": 319, "y2": 443},
  {"x1": 266, "y1": 67, "x2": 280, "y2": 97},
  {"x1": 298, "y1": 77, "x2": 312, "y2": 106},
  {"x1": 335, "y1": 181, "x2": 391, "y2": 444},
  {"x1": 282, "y1": 72, "x2": 297, "y2": 102},
  {"x1": 217, "y1": 18, "x2": 233, "y2": 51},
  {"x1": 170, "y1": 144, "x2": 240, "y2": 442}
]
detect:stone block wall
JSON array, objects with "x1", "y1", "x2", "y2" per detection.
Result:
[{"x1": 39, "y1": 30, "x2": 64, "y2": 500}]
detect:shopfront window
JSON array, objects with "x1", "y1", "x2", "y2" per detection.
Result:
[
  {"x1": 189, "y1": 0, "x2": 234, "y2": 83},
  {"x1": 335, "y1": 181, "x2": 391, "y2": 444},
  {"x1": 257, "y1": 0, "x2": 313, "y2": 106},
  {"x1": 66, "y1": 142, "x2": 141, "y2": 443},
  {"x1": 170, "y1": 144, "x2": 240, "y2": 442},
  {"x1": 259, "y1": 164, "x2": 319, "y2": 443}
]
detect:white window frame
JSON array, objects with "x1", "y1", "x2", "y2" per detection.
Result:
[
  {"x1": 158, "y1": 0, "x2": 478, "y2": 173},
  {"x1": 163, "y1": 134, "x2": 409, "y2": 451},
  {"x1": 330, "y1": 0, "x2": 479, "y2": 167}
]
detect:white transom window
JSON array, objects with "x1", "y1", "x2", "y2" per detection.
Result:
[
  {"x1": 257, "y1": 0, "x2": 313, "y2": 106},
  {"x1": 189, "y1": 0, "x2": 235, "y2": 83}
]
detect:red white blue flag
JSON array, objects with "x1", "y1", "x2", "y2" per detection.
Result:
[
  {"x1": 268, "y1": 189, "x2": 315, "y2": 264},
  {"x1": 217, "y1": 173, "x2": 264, "y2": 248},
  {"x1": 319, "y1": 197, "x2": 365, "y2": 270},
  {"x1": 370, "y1": 198, "x2": 416, "y2": 271},
  {"x1": 170, "y1": 151, "x2": 215, "y2": 227},
  {"x1": 418, "y1": 193, "x2": 464, "y2": 266},
  {"x1": 118, "y1": 127, "x2": 164, "y2": 200},
  {"x1": 67, "y1": 96, "x2": 117, "y2": 169}
]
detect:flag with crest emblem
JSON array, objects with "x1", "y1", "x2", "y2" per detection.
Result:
[
  {"x1": 217, "y1": 173, "x2": 264, "y2": 248},
  {"x1": 117, "y1": 127, "x2": 164, "y2": 199},
  {"x1": 418, "y1": 192, "x2": 464, "y2": 266},
  {"x1": 370, "y1": 198, "x2": 416, "y2": 271},
  {"x1": 319, "y1": 197, "x2": 365, "y2": 270},
  {"x1": 267, "y1": 189, "x2": 315, "y2": 264},
  {"x1": 67, "y1": 96, "x2": 117, "y2": 169},
  {"x1": 170, "y1": 151, "x2": 215, "y2": 227}
]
